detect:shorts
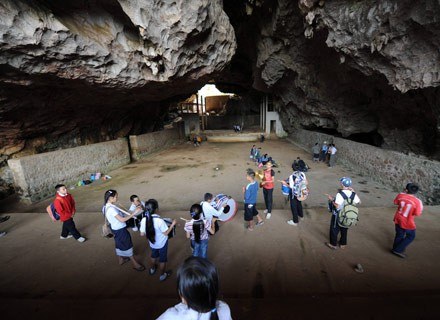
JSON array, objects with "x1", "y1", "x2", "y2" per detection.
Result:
[
  {"x1": 244, "y1": 203, "x2": 258, "y2": 221},
  {"x1": 150, "y1": 240, "x2": 169, "y2": 263}
]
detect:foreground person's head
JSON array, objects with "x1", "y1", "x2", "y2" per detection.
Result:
[{"x1": 177, "y1": 257, "x2": 220, "y2": 319}]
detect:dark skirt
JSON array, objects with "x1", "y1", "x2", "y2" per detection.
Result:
[{"x1": 112, "y1": 227, "x2": 133, "y2": 257}]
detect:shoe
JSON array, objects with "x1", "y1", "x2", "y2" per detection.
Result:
[
  {"x1": 256, "y1": 221, "x2": 264, "y2": 226},
  {"x1": 60, "y1": 235, "x2": 73, "y2": 240},
  {"x1": 325, "y1": 242, "x2": 338, "y2": 250},
  {"x1": 287, "y1": 220, "x2": 297, "y2": 226},
  {"x1": 132, "y1": 227, "x2": 139, "y2": 232},
  {"x1": 339, "y1": 245, "x2": 346, "y2": 249},
  {"x1": 149, "y1": 266, "x2": 157, "y2": 275},
  {"x1": 77, "y1": 237, "x2": 86, "y2": 242},
  {"x1": 247, "y1": 226, "x2": 254, "y2": 231},
  {"x1": 0, "y1": 231, "x2": 6, "y2": 238},
  {"x1": 133, "y1": 264, "x2": 146, "y2": 272},
  {"x1": 266, "y1": 213, "x2": 272, "y2": 219},
  {"x1": 263, "y1": 209, "x2": 268, "y2": 214},
  {"x1": 0, "y1": 216, "x2": 10, "y2": 223},
  {"x1": 391, "y1": 250, "x2": 406, "y2": 259},
  {"x1": 160, "y1": 271, "x2": 172, "y2": 282}
]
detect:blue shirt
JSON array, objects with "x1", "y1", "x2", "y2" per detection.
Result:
[{"x1": 244, "y1": 181, "x2": 258, "y2": 204}]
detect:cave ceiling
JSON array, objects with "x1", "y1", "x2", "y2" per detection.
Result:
[{"x1": 1, "y1": 0, "x2": 439, "y2": 163}]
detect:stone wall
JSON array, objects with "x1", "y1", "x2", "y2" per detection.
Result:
[
  {"x1": 129, "y1": 126, "x2": 184, "y2": 161},
  {"x1": 289, "y1": 129, "x2": 440, "y2": 205},
  {"x1": 8, "y1": 139, "x2": 130, "y2": 202},
  {"x1": 206, "y1": 115, "x2": 260, "y2": 130}
]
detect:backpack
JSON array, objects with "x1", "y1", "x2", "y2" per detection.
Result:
[
  {"x1": 46, "y1": 203, "x2": 60, "y2": 221},
  {"x1": 292, "y1": 172, "x2": 309, "y2": 201},
  {"x1": 337, "y1": 192, "x2": 359, "y2": 228}
]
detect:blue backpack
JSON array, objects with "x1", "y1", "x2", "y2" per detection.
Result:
[{"x1": 46, "y1": 203, "x2": 60, "y2": 221}]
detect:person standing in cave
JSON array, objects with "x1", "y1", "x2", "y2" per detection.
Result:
[
  {"x1": 312, "y1": 143, "x2": 320, "y2": 162},
  {"x1": 261, "y1": 161, "x2": 275, "y2": 220},
  {"x1": 53, "y1": 184, "x2": 86, "y2": 243},
  {"x1": 319, "y1": 141, "x2": 328, "y2": 162},
  {"x1": 243, "y1": 169, "x2": 264, "y2": 231},
  {"x1": 328, "y1": 144, "x2": 338, "y2": 167},
  {"x1": 325, "y1": 177, "x2": 360, "y2": 249},
  {"x1": 391, "y1": 183, "x2": 423, "y2": 259},
  {"x1": 282, "y1": 170, "x2": 308, "y2": 226}
]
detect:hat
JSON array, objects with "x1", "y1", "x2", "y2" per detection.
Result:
[{"x1": 340, "y1": 177, "x2": 352, "y2": 187}]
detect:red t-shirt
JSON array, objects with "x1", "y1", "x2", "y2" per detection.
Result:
[
  {"x1": 263, "y1": 169, "x2": 275, "y2": 189},
  {"x1": 393, "y1": 193, "x2": 423, "y2": 230},
  {"x1": 54, "y1": 193, "x2": 76, "y2": 222}
]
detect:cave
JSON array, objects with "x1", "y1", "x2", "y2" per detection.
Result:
[
  {"x1": 1, "y1": 0, "x2": 440, "y2": 318},
  {"x1": 1, "y1": 0, "x2": 440, "y2": 202}
]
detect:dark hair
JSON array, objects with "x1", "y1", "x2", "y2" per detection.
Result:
[
  {"x1": 145, "y1": 200, "x2": 157, "y2": 244},
  {"x1": 104, "y1": 189, "x2": 117, "y2": 206},
  {"x1": 204, "y1": 193, "x2": 213, "y2": 202},
  {"x1": 55, "y1": 184, "x2": 65, "y2": 190},
  {"x1": 190, "y1": 204, "x2": 204, "y2": 243},
  {"x1": 177, "y1": 257, "x2": 219, "y2": 320},
  {"x1": 246, "y1": 169, "x2": 255, "y2": 178},
  {"x1": 406, "y1": 183, "x2": 419, "y2": 195},
  {"x1": 147, "y1": 198, "x2": 159, "y2": 211},
  {"x1": 130, "y1": 194, "x2": 138, "y2": 202}
]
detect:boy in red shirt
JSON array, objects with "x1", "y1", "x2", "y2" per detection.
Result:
[
  {"x1": 391, "y1": 183, "x2": 423, "y2": 258},
  {"x1": 53, "y1": 184, "x2": 86, "y2": 242}
]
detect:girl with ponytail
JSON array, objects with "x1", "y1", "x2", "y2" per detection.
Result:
[
  {"x1": 140, "y1": 199, "x2": 176, "y2": 282},
  {"x1": 157, "y1": 256, "x2": 232, "y2": 320},
  {"x1": 184, "y1": 204, "x2": 215, "y2": 259},
  {"x1": 102, "y1": 189, "x2": 145, "y2": 271}
]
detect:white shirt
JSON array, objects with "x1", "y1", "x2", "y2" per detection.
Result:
[
  {"x1": 140, "y1": 214, "x2": 168, "y2": 249},
  {"x1": 129, "y1": 201, "x2": 145, "y2": 213},
  {"x1": 157, "y1": 301, "x2": 232, "y2": 320},
  {"x1": 330, "y1": 146, "x2": 337, "y2": 155},
  {"x1": 335, "y1": 189, "x2": 360, "y2": 210},
  {"x1": 104, "y1": 203, "x2": 126, "y2": 230},
  {"x1": 201, "y1": 201, "x2": 223, "y2": 221}
]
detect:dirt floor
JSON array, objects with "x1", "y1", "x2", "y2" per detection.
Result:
[{"x1": 1, "y1": 139, "x2": 440, "y2": 319}]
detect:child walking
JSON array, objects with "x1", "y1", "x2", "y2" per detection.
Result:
[{"x1": 243, "y1": 169, "x2": 264, "y2": 231}]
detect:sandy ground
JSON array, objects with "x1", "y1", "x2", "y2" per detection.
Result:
[{"x1": 1, "y1": 139, "x2": 440, "y2": 319}]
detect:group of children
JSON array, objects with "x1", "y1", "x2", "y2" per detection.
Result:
[{"x1": 249, "y1": 145, "x2": 277, "y2": 168}]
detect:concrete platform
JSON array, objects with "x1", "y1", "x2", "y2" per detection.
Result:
[
  {"x1": 0, "y1": 139, "x2": 439, "y2": 319},
  {"x1": 204, "y1": 129, "x2": 265, "y2": 142}
]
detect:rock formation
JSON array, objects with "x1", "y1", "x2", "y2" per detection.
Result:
[
  {"x1": 0, "y1": 0, "x2": 236, "y2": 197},
  {"x1": 1, "y1": 0, "x2": 439, "y2": 200}
]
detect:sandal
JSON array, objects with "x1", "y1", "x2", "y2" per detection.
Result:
[{"x1": 133, "y1": 265, "x2": 146, "y2": 272}]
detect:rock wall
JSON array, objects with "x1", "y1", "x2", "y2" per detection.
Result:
[
  {"x1": 129, "y1": 126, "x2": 184, "y2": 161},
  {"x1": 0, "y1": 0, "x2": 237, "y2": 199},
  {"x1": 8, "y1": 138, "x2": 130, "y2": 202},
  {"x1": 290, "y1": 129, "x2": 440, "y2": 205},
  {"x1": 223, "y1": 0, "x2": 440, "y2": 159}
]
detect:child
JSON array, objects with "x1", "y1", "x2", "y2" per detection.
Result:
[
  {"x1": 184, "y1": 204, "x2": 215, "y2": 259},
  {"x1": 391, "y1": 183, "x2": 423, "y2": 258},
  {"x1": 54, "y1": 184, "x2": 86, "y2": 243},
  {"x1": 103, "y1": 189, "x2": 144, "y2": 270},
  {"x1": 325, "y1": 177, "x2": 361, "y2": 249},
  {"x1": 157, "y1": 256, "x2": 232, "y2": 320},
  {"x1": 140, "y1": 200, "x2": 176, "y2": 282},
  {"x1": 249, "y1": 145, "x2": 256, "y2": 160},
  {"x1": 128, "y1": 194, "x2": 145, "y2": 231},
  {"x1": 243, "y1": 169, "x2": 264, "y2": 231}
]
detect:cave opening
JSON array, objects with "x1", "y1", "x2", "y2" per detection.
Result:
[{"x1": 170, "y1": 84, "x2": 263, "y2": 132}]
